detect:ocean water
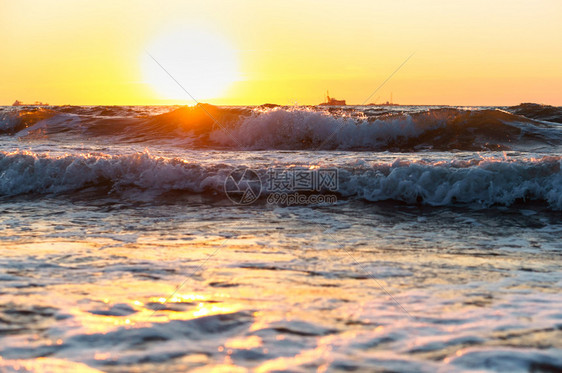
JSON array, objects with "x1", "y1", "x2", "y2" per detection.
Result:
[{"x1": 0, "y1": 103, "x2": 561, "y2": 372}]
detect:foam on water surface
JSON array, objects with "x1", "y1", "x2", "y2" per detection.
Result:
[{"x1": 0, "y1": 104, "x2": 561, "y2": 372}]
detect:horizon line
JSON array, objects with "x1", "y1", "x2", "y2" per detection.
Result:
[{"x1": 1, "y1": 101, "x2": 557, "y2": 107}]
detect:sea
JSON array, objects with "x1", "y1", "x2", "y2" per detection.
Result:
[{"x1": 0, "y1": 103, "x2": 561, "y2": 372}]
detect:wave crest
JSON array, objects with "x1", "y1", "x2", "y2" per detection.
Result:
[
  {"x1": 1, "y1": 150, "x2": 560, "y2": 209},
  {"x1": 211, "y1": 107, "x2": 560, "y2": 151},
  {"x1": 508, "y1": 103, "x2": 562, "y2": 124},
  {"x1": 3, "y1": 104, "x2": 560, "y2": 151}
]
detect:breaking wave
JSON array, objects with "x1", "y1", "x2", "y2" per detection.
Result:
[
  {"x1": 1, "y1": 150, "x2": 560, "y2": 209},
  {"x1": 1, "y1": 104, "x2": 561, "y2": 151}
]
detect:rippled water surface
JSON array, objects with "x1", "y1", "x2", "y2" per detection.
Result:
[{"x1": 1, "y1": 104, "x2": 561, "y2": 372}]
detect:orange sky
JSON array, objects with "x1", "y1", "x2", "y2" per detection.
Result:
[{"x1": 1, "y1": 0, "x2": 561, "y2": 106}]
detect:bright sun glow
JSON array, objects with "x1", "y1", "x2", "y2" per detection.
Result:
[{"x1": 142, "y1": 27, "x2": 238, "y2": 101}]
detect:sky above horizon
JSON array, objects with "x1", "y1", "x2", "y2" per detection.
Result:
[{"x1": 1, "y1": 0, "x2": 561, "y2": 106}]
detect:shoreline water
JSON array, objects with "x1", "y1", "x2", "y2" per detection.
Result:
[{"x1": 0, "y1": 103, "x2": 561, "y2": 372}]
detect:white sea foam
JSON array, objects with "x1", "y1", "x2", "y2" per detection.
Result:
[
  {"x1": 3, "y1": 105, "x2": 560, "y2": 151},
  {"x1": 210, "y1": 108, "x2": 440, "y2": 149},
  {"x1": 337, "y1": 157, "x2": 562, "y2": 209},
  {"x1": 0, "y1": 151, "x2": 226, "y2": 196},
  {"x1": 1, "y1": 150, "x2": 560, "y2": 209}
]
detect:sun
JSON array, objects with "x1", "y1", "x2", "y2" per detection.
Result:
[{"x1": 141, "y1": 27, "x2": 238, "y2": 102}]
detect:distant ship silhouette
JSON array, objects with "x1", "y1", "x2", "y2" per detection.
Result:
[
  {"x1": 12, "y1": 100, "x2": 49, "y2": 106},
  {"x1": 367, "y1": 93, "x2": 399, "y2": 106},
  {"x1": 318, "y1": 91, "x2": 346, "y2": 106}
]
